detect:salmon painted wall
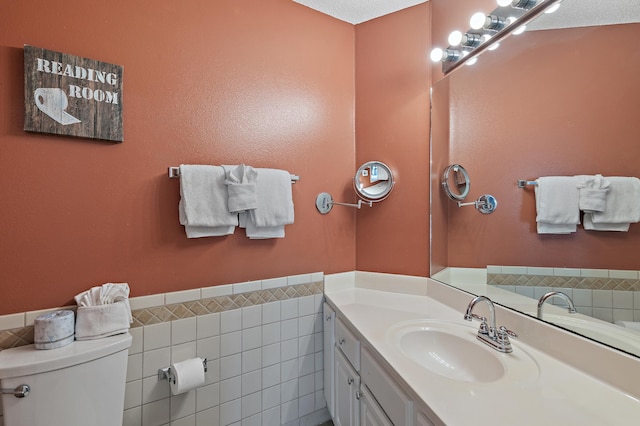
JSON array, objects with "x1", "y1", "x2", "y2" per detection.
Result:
[
  {"x1": 442, "y1": 23, "x2": 640, "y2": 270},
  {"x1": 0, "y1": 0, "x2": 357, "y2": 315},
  {"x1": 354, "y1": 3, "x2": 431, "y2": 277}
]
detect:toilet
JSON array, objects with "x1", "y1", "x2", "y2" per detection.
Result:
[{"x1": 0, "y1": 332, "x2": 131, "y2": 426}]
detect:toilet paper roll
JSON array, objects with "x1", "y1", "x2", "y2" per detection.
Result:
[
  {"x1": 169, "y1": 358, "x2": 205, "y2": 395},
  {"x1": 34, "y1": 310, "x2": 75, "y2": 350}
]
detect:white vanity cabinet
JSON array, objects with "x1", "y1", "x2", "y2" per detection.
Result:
[
  {"x1": 323, "y1": 303, "x2": 336, "y2": 418},
  {"x1": 360, "y1": 385, "x2": 392, "y2": 426},
  {"x1": 334, "y1": 349, "x2": 361, "y2": 426}
]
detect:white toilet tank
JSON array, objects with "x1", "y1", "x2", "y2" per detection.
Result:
[{"x1": 0, "y1": 332, "x2": 131, "y2": 426}]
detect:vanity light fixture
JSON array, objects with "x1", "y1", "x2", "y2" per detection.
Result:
[{"x1": 431, "y1": 0, "x2": 563, "y2": 74}]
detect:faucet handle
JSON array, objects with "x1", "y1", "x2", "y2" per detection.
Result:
[
  {"x1": 496, "y1": 326, "x2": 517, "y2": 353},
  {"x1": 498, "y1": 326, "x2": 517, "y2": 339}
]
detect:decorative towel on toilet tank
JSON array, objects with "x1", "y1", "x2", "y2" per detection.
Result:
[{"x1": 74, "y1": 283, "x2": 133, "y2": 340}]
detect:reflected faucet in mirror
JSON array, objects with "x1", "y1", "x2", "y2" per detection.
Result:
[
  {"x1": 430, "y1": 0, "x2": 640, "y2": 359},
  {"x1": 537, "y1": 291, "x2": 577, "y2": 319}
]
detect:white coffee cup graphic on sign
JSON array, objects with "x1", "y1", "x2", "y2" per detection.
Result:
[{"x1": 34, "y1": 87, "x2": 81, "y2": 125}]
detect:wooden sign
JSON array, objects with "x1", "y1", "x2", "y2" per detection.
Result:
[{"x1": 24, "y1": 45, "x2": 124, "y2": 142}]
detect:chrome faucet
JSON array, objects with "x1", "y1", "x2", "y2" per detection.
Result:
[
  {"x1": 464, "y1": 295, "x2": 517, "y2": 353},
  {"x1": 537, "y1": 291, "x2": 577, "y2": 319}
]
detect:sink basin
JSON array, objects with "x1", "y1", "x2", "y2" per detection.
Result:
[{"x1": 386, "y1": 320, "x2": 539, "y2": 384}]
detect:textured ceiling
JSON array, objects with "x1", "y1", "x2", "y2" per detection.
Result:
[{"x1": 293, "y1": 0, "x2": 428, "y2": 24}]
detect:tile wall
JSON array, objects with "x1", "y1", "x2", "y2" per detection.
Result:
[
  {"x1": 488, "y1": 266, "x2": 640, "y2": 323},
  {"x1": 0, "y1": 272, "x2": 330, "y2": 426}
]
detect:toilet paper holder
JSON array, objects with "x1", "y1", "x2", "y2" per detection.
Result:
[{"x1": 158, "y1": 358, "x2": 207, "y2": 384}]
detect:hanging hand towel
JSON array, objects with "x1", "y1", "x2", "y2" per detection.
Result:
[
  {"x1": 584, "y1": 176, "x2": 640, "y2": 232},
  {"x1": 534, "y1": 176, "x2": 580, "y2": 234},
  {"x1": 179, "y1": 164, "x2": 238, "y2": 238},
  {"x1": 244, "y1": 168, "x2": 294, "y2": 239},
  {"x1": 577, "y1": 174, "x2": 610, "y2": 213},
  {"x1": 223, "y1": 164, "x2": 258, "y2": 213}
]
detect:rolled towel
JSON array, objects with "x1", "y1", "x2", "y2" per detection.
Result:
[
  {"x1": 223, "y1": 164, "x2": 258, "y2": 213},
  {"x1": 74, "y1": 283, "x2": 133, "y2": 340},
  {"x1": 584, "y1": 177, "x2": 640, "y2": 232},
  {"x1": 577, "y1": 174, "x2": 610, "y2": 213},
  {"x1": 615, "y1": 321, "x2": 640, "y2": 333},
  {"x1": 534, "y1": 176, "x2": 580, "y2": 234}
]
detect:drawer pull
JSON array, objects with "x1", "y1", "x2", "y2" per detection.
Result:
[
  {"x1": 338, "y1": 338, "x2": 345, "y2": 345},
  {"x1": 356, "y1": 390, "x2": 362, "y2": 400},
  {"x1": 348, "y1": 377, "x2": 354, "y2": 385}
]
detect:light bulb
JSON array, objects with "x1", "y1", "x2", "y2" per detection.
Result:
[
  {"x1": 469, "y1": 12, "x2": 487, "y2": 30},
  {"x1": 512, "y1": 25, "x2": 527, "y2": 35},
  {"x1": 488, "y1": 42, "x2": 500, "y2": 51},
  {"x1": 496, "y1": 0, "x2": 511, "y2": 6},
  {"x1": 448, "y1": 31, "x2": 463, "y2": 46},
  {"x1": 466, "y1": 57, "x2": 478, "y2": 66},
  {"x1": 430, "y1": 48, "x2": 444, "y2": 62},
  {"x1": 545, "y1": 3, "x2": 561, "y2": 13}
]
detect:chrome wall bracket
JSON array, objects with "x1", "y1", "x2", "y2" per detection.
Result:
[
  {"x1": 458, "y1": 194, "x2": 498, "y2": 214},
  {"x1": 158, "y1": 358, "x2": 208, "y2": 384}
]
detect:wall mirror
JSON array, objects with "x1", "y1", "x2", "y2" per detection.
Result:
[
  {"x1": 442, "y1": 164, "x2": 470, "y2": 201},
  {"x1": 354, "y1": 161, "x2": 394, "y2": 202},
  {"x1": 430, "y1": 0, "x2": 640, "y2": 358}
]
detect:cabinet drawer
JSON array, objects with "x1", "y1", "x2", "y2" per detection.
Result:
[
  {"x1": 361, "y1": 348, "x2": 413, "y2": 426},
  {"x1": 335, "y1": 318, "x2": 360, "y2": 370}
]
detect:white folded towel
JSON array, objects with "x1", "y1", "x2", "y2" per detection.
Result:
[
  {"x1": 577, "y1": 174, "x2": 610, "y2": 213},
  {"x1": 74, "y1": 283, "x2": 133, "y2": 340},
  {"x1": 224, "y1": 164, "x2": 258, "y2": 213},
  {"x1": 535, "y1": 176, "x2": 581, "y2": 234},
  {"x1": 239, "y1": 212, "x2": 285, "y2": 239},
  {"x1": 241, "y1": 168, "x2": 294, "y2": 239},
  {"x1": 179, "y1": 164, "x2": 238, "y2": 238},
  {"x1": 584, "y1": 177, "x2": 640, "y2": 232}
]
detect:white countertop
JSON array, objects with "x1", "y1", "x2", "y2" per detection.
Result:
[{"x1": 325, "y1": 287, "x2": 640, "y2": 425}]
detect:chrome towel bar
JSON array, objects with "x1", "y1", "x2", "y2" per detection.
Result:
[
  {"x1": 168, "y1": 166, "x2": 299, "y2": 182},
  {"x1": 517, "y1": 180, "x2": 538, "y2": 188}
]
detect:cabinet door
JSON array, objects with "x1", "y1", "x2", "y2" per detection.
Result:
[
  {"x1": 416, "y1": 411, "x2": 436, "y2": 426},
  {"x1": 334, "y1": 349, "x2": 360, "y2": 426},
  {"x1": 360, "y1": 385, "x2": 392, "y2": 426},
  {"x1": 323, "y1": 303, "x2": 336, "y2": 418}
]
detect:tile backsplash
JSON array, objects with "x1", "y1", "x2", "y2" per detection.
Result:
[
  {"x1": 488, "y1": 266, "x2": 640, "y2": 323},
  {"x1": 0, "y1": 272, "x2": 330, "y2": 426}
]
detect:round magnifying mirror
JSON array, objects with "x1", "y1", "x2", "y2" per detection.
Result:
[
  {"x1": 442, "y1": 164, "x2": 470, "y2": 201},
  {"x1": 354, "y1": 161, "x2": 394, "y2": 202}
]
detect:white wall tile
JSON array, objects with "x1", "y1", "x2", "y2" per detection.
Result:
[
  {"x1": 613, "y1": 291, "x2": 634, "y2": 310},
  {"x1": 127, "y1": 353, "x2": 143, "y2": 382},
  {"x1": 242, "y1": 369, "x2": 262, "y2": 396},
  {"x1": 262, "y1": 322, "x2": 281, "y2": 346},
  {"x1": 313, "y1": 332, "x2": 323, "y2": 353},
  {"x1": 311, "y1": 272, "x2": 324, "y2": 282},
  {"x1": 234, "y1": 281, "x2": 262, "y2": 294},
  {"x1": 129, "y1": 327, "x2": 144, "y2": 355},
  {"x1": 196, "y1": 406, "x2": 220, "y2": 426},
  {"x1": 143, "y1": 322, "x2": 171, "y2": 351},
  {"x1": 241, "y1": 391, "x2": 262, "y2": 419},
  {"x1": 281, "y1": 399, "x2": 299, "y2": 424},
  {"x1": 298, "y1": 373, "x2": 315, "y2": 397},
  {"x1": 288, "y1": 274, "x2": 312, "y2": 286},
  {"x1": 262, "y1": 277, "x2": 287, "y2": 290},
  {"x1": 124, "y1": 379, "x2": 142, "y2": 410},
  {"x1": 197, "y1": 313, "x2": 220, "y2": 339},
  {"x1": 197, "y1": 336, "x2": 220, "y2": 361},
  {"x1": 172, "y1": 317, "x2": 197, "y2": 346},
  {"x1": 242, "y1": 348, "x2": 262, "y2": 373},
  {"x1": 502, "y1": 266, "x2": 527, "y2": 275},
  {"x1": 281, "y1": 378, "x2": 299, "y2": 403},
  {"x1": 0, "y1": 313, "x2": 24, "y2": 330},
  {"x1": 281, "y1": 319, "x2": 298, "y2": 341},
  {"x1": 298, "y1": 315, "x2": 315, "y2": 337},
  {"x1": 142, "y1": 376, "x2": 170, "y2": 404},
  {"x1": 314, "y1": 352, "x2": 323, "y2": 373},
  {"x1": 202, "y1": 284, "x2": 233, "y2": 299},
  {"x1": 298, "y1": 296, "x2": 315, "y2": 317},
  {"x1": 142, "y1": 398, "x2": 170, "y2": 426},
  {"x1": 123, "y1": 406, "x2": 142, "y2": 426},
  {"x1": 220, "y1": 354, "x2": 242, "y2": 381},
  {"x1": 196, "y1": 382, "x2": 220, "y2": 412},
  {"x1": 242, "y1": 326, "x2": 262, "y2": 351},
  {"x1": 609, "y1": 270, "x2": 639, "y2": 279},
  {"x1": 171, "y1": 342, "x2": 197, "y2": 363},
  {"x1": 221, "y1": 309, "x2": 242, "y2": 334},
  {"x1": 262, "y1": 364, "x2": 281, "y2": 390},
  {"x1": 220, "y1": 399, "x2": 242, "y2": 426},
  {"x1": 262, "y1": 406, "x2": 280, "y2": 426},
  {"x1": 514, "y1": 286, "x2": 534, "y2": 298},
  {"x1": 166, "y1": 289, "x2": 201, "y2": 305},
  {"x1": 298, "y1": 393, "x2": 315, "y2": 417},
  {"x1": 580, "y1": 269, "x2": 609, "y2": 278},
  {"x1": 572, "y1": 289, "x2": 593, "y2": 307},
  {"x1": 172, "y1": 414, "x2": 196, "y2": 426},
  {"x1": 281, "y1": 339, "x2": 299, "y2": 362},
  {"x1": 592, "y1": 307, "x2": 613, "y2": 323},
  {"x1": 204, "y1": 358, "x2": 220, "y2": 385},
  {"x1": 242, "y1": 305, "x2": 262, "y2": 329},
  {"x1": 635, "y1": 292, "x2": 640, "y2": 309},
  {"x1": 613, "y1": 309, "x2": 634, "y2": 323},
  {"x1": 298, "y1": 334, "x2": 314, "y2": 357},
  {"x1": 314, "y1": 371, "x2": 323, "y2": 392},
  {"x1": 527, "y1": 267, "x2": 554, "y2": 276},
  {"x1": 281, "y1": 299, "x2": 298, "y2": 320},
  {"x1": 220, "y1": 331, "x2": 242, "y2": 357},
  {"x1": 262, "y1": 301, "x2": 281, "y2": 324},
  {"x1": 314, "y1": 390, "x2": 327, "y2": 411},
  {"x1": 262, "y1": 343, "x2": 281, "y2": 367},
  {"x1": 553, "y1": 268, "x2": 580, "y2": 277},
  {"x1": 220, "y1": 377, "x2": 242, "y2": 404},
  {"x1": 130, "y1": 294, "x2": 164, "y2": 311},
  {"x1": 142, "y1": 347, "x2": 171, "y2": 378},
  {"x1": 593, "y1": 290, "x2": 613, "y2": 308},
  {"x1": 298, "y1": 354, "x2": 315, "y2": 377},
  {"x1": 281, "y1": 359, "x2": 299, "y2": 382},
  {"x1": 171, "y1": 390, "x2": 197, "y2": 421},
  {"x1": 262, "y1": 385, "x2": 280, "y2": 412},
  {"x1": 241, "y1": 412, "x2": 261, "y2": 426}
]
